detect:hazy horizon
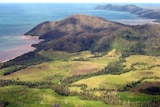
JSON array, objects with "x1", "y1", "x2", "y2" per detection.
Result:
[{"x1": 0, "y1": 0, "x2": 160, "y2": 3}]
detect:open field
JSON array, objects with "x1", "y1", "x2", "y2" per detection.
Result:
[
  {"x1": 0, "y1": 85, "x2": 113, "y2": 107},
  {"x1": 72, "y1": 70, "x2": 160, "y2": 90},
  {"x1": 0, "y1": 50, "x2": 160, "y2": 106},
  {"x1": 0, "y1": 51, "x2": 116, "y2": 82}
]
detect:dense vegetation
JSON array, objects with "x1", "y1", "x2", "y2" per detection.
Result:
[{"x1": 25, "y1": 14, "x2": 160, "y2": 56}]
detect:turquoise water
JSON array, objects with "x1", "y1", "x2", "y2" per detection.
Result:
[
  {"x1": 0, "y1": 3, "x2": 159, "y2": 61},
  {"x1": 0, "y1": 3, "x2": 142, "y2": 36}
]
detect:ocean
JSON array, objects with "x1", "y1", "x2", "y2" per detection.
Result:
[{"x1": 0, "y1": 3, "x2": 160, "y2": 62}]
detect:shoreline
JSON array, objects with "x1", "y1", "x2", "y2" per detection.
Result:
[
  {"x1": 0, "y1": 19, "x2": 159, "y2": 63},
  {"x1": 0, "y1": 45, "x2": 36, "y2": 63},
  {"x1": 116, "y1": 19, "x2": 159, "y2": 25},
  {"x1": 0, "y1": 35, "x2": 41, "y2": 63}
]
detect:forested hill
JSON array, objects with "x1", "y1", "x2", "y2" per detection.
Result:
[
  {"x1": 25, "y1": 14, "x2": 160, "y2": 55},
  {"x1": 95, "y1": 4, "x2": 160, "y2": 19}
]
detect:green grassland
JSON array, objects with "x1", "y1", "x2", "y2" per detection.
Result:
[
  {"x1": 0, "y1": 85, "x2": 112, "y2": 107},
  {"x1": 0, "y1": 51, "x2": 114, "y2": 82},
  {"x1": 0, "y1": 50, "x2": 160, "y2": 106}
]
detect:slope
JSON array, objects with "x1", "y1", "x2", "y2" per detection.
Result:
[{"x1": 25, "y1": 14, "x2": 160, "y2": 55}]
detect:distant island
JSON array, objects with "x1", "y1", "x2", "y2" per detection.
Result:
[{"x1": 95, "y1": 4, "x2": 160, "y2": 19}]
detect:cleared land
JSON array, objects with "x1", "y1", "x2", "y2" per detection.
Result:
[{"x1": 0, "y1": 50, "x2": 160, "y2": 106}]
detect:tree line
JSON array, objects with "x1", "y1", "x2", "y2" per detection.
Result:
[{"x1": 63, "y1": 60, "x2": 129, "y2": 84}]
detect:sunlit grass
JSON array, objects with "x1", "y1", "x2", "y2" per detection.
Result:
[
  {"x1": 0, "y1": 50, "x2": 117, "y2": 82},
  {"x1": 0, "y1": 85, "x2": 110, "y2": 107},
  {"x1": 1, "y1": 51, "x2": 160, "y2": 107}
]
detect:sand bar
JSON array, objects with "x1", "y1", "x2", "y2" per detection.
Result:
[{"x1": 0, "y1": 35, "x2": 41, "y2": 63}]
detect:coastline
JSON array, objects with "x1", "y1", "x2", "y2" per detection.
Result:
[
  {"x1": 0, "y1": 19, "x2": 159, "y2": 63},
  {"x1": 0, "y1": 35, "x2": 41, "y2": 63},
  {"x1": 117, "y1": 19, "x2": 159, "y2": 25}
]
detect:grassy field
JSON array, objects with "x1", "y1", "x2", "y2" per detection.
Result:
[
  {"x1": 0, "y1": 50, "x2": 160, "y2": 106},
  {"x1": 118, "y1": 92, "x2": 160, "y2": 102},
  {"x1": 72, "y1": 70, "x2": 160, "y2": 90},
  {"x1": 0, "y1": 60, "x2": 106, "y2": 83},
  {"x1": 0, "y1": 85, "x2": 114, "y2": 107},
  {"x1": 124, "y1": 55, "x2": 160, "y2": 69},
  {"x1": 0, "y1": 51, "x2": 115, "y2": 82}
]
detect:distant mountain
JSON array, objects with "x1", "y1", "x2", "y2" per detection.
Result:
[
  {"x1": 25, "y1": 14, "x2": 160, "y2": 55},
  {"x1": 95, "y1": 4, "x2": 160, "y2": 19}
]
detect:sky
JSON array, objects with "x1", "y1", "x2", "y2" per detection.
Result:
[{"x1": 0, "y1": 0, "x2": 160, "y2": 3}]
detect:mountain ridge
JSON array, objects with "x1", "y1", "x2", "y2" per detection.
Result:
[
  {"x1": 25, "y1": 14, "x2": 160, "y2": 55},
  {"x1": 95, "y1": 4, "x2": 160, "y2": 19}
]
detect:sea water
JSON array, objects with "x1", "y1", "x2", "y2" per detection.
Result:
[{"x1": 0, "y1": 3, "x2": 160, "y2": 62}]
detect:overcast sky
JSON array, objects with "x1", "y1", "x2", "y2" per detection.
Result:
[{"x1": 0, "y1": 0, "x2": 160, "y2": 3}]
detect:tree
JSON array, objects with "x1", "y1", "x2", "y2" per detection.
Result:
[{"x1": 54, "y1": 84, "x2": 70, "y2": 96}]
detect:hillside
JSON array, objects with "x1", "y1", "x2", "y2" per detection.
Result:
[
  {"x1": 0, "y1": 50, "x2": 160, "y2": 107},
  {"x1": 25, "y1": 14, "x2": 126, "y2": 52},
  {"x1": 0, "y1": 14, "x2": 160, "y2": 107},
  {"x1": 26, "y1": 14, "x2": 160, "y2": 55},
  {"x1": 95, "y1": 4, "x2": 160, "y2": 19}
]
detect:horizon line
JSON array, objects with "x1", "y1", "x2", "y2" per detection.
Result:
[{"x1": 0, "y1": 2, "x2": 160, "y2": 3}]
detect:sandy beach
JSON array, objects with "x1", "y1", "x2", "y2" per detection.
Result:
[{"x1": 0, "y1": 35, "x2": 41, "y2": 63}]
